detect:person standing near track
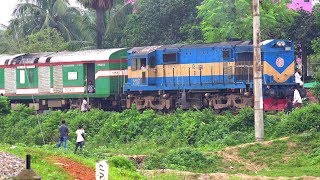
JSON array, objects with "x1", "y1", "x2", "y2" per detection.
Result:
[
  {"x1": 74, "y1": 125, "x2": 85, "y2": 153},
  {"x1": 57, "y1": 120, "x2": 69, "y2": 150}
]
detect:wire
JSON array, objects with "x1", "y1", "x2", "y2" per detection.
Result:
[{"x1": 13, "y1": 24, "x2": 46, "y2": 145}]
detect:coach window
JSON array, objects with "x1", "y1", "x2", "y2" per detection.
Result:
[
  {"x1": 28, "y1": 69, "x2": 34, "y2": 83},
  {"x1": 163, "y1": 53, "x2": 177, "y2": 64},
  {"x1": 20, "y1": 70, "x2": 25, "y2": 84}
]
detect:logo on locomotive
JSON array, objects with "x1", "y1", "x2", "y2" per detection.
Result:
[{"x1": 276, "y1": 57, "x2": 284, "y2": 68}]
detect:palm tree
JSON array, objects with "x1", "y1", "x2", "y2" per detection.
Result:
[
  {"x1": 76, "y1": 0, "x2": 114, "y2": 49},
  {"x1": 9, "y1": 0, "x2": 90, "y2": 42}
]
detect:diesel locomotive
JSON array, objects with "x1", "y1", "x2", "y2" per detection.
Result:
[{"x1": 0, "y1": 39, "x2": 300, "y2": 111}]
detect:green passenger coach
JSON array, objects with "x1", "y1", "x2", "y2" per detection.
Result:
[{"x1": 0, "y1": 49, "x2": 128, "y2": 111}]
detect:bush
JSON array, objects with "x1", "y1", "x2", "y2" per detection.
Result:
[
  {"x1": 144, "y1": 147, "x2": 222, "y2": 173},
  {"x1": 109, "y1": 156, "x2": 136, "y2": 171},
  {"x1": 273, "y1": 104, "x2": 320, "y2": 136}
]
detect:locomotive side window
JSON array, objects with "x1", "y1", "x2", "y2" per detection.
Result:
[
  {"x1": 163, "y1": 53, "x2": 177, "y2": 64},
  {"x1": 131, "y1": 58, "x2": 146, "y2": 71},
  {"x1": 131, "y1": 59, "x2": 137, "y2": 71},
  {"x1": 223, "y1": 49, "x2": 231, "y2": 59}
]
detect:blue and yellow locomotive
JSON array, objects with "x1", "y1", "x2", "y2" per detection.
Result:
[{"x1": 124, "y1": 39, "x2": 297, "y2": 111}]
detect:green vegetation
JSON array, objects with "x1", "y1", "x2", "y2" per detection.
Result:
[
  {"x1": 0, "y1": 143, "x2": 143, "y2": 179},
  {"x1": 238, "y1": 132, "x2": 320, "y2": 177},
  {"x1": 0, "y1": 97, "x2": 320, "y2": 178}
]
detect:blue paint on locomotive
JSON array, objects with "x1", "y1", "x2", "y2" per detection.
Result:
[{"x1": 124, "y1": 39, "x2": 295, "y2": 93}]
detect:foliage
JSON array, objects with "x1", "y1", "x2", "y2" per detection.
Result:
[
  {"x1": 198, "y1": 0, "x2": 297, "y2": 42},
  {"x1": 1, "y1": 104, "x2": 320, "y2": 173},
  {"x1": 309, "y1": 7, "x2": 320, "y2": 97},
  {"x1": 144, "y1": 147, "x2": 222, "y2": 173},
  {"x1": 8, "y1": 0, "x2": 91, "y2": 43},
  {"x1": 285, "y1": 10, "x2": 320, "y2": 56},
  {"x1": 271, "y1": 104, "x2": 320, "y2": 136},
  {"x1": 0, "y1": 29, "x2": 19, "y2": 54},
  {"x1": 122, "y1": 0, "x2": 203, "y2": 47},
  {"x1": 109, "y1": 156, "x2": 136, "y2": 171},
  {"x1": 19, "y1": 28, "x2": 68, "y2": 53},
  {"x1": 238, "y1": 131, "x2": 320, "y2": 177},
  {"x1": 77, "y1": 0, "x2": 115, "y2": 48},
  {"x1": 103, "y1": 3, "x2": 133, "y2": 48},
  {"x1": 0, "y1": 97, "x2": 11, "y2": 116}
]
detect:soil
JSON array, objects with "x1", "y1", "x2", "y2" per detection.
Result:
[{"x1": 51, "y1": 157, "x2": 95, "y2": 180}]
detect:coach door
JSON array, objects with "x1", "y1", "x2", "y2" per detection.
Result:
[{"x1": 85, "y1": 63, "x2": 95, "y2": 93}]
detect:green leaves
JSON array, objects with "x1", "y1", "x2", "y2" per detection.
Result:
[
  {"x1": 198, "y1": 0, "x2": 297, "y2": 42},
  {"x1": 122, "y1": 0, "x2": 203, "y2": 47},
  {"x1": 19, "y1": 28, "x2": 67, "y2": 53}
]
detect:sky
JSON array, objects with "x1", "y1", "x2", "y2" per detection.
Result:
[{"x1": 0, "y1": 0, "x2": 81, "y2": 26}]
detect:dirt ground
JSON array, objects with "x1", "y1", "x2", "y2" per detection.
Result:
[{"x1": 51, "y1": 157, "x2": 95, "y2": 180}]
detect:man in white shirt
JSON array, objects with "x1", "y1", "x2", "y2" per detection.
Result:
[
  {"x1": 295, "y1": 68, "x2": 303, "y2": 86},
  {"x1": 293, "y1": 87, "x2": 302, "y2": 108},
  {"x1": 141, "y1": 63, "x2": 146, "y2": 71},
  {"x1": 81, "y1": 99, "x2": 88, "y2": 112}
]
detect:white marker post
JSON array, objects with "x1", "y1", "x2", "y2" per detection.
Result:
[{"x1": 96, "y1": 160, "x2": 109, "y2": 180}]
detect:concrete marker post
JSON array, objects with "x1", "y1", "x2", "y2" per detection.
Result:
[{"x1": 96, "y1": 160, "x2": 109, "y2": 180}]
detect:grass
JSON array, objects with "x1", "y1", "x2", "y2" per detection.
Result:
[
  {"x1": 0, "y1": 143, "x2": 144, "y2": 180},
  {"x1": 237, "y1": 131, "x2": 320, "y2": 177},
  {"x1": 2, "y1": 132, "x2": 320, "y2": 179},
  {"x1": 0, "y1": 144, "x2": 72, "y2": 180}
]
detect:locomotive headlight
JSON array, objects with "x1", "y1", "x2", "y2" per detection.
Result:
[
  {"x1": 204, "y1": 93, "x2": 211, "y2": 98},
  {"x1": 276, "y1": 41, "x2": 286, "y2": 47}
]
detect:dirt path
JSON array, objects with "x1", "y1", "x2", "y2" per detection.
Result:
[{"x1": 51, "y1": 157, "x2": 95, "y2": 180}]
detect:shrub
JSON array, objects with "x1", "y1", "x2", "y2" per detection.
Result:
[{"x1": 109, "y1": 156, "x2": 136, "y2": 171}]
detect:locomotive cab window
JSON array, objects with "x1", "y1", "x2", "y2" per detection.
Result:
[
  {"x1": 163, "y1": 53, "x2": 177, "y2": 64},
  {"x1": 149, "y1": 56, "x2": 156, "y2": 68},
  {"x1": 223, "y1": 49, "x2": 231, "y2": 59},
  {"x1": 131, "y1": 58, "x2": 147, "y2": 71}
]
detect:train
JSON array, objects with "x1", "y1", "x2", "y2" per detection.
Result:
[{"x1": 0, "y1": 39, "x2": 302, "y2": 112}]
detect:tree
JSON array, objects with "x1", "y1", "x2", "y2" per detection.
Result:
[
  {"x1": 19, "y1": 28, "x2": 67, "y2": 53},
  {"x1": 0, "y1": 29, "x2": 19, "y2": 54},
  {"x1": 103, "y1": 3, "x2": 133, "y2": 48},
  {"x1": 76, "y1": 0, "x2": 114, "y2": 49},
  {"x1": 8, "y1": 0, "x2": 90, "y2": 42},
  {"x1": 122, "y1": 0, "x2": 203, "y2": 47},
  {"x1": 307, "y1": 5, "x2": 320, "y2": 97},
  {"x1": 198, "y1": 0, "x2": 297, "y2": 42}
]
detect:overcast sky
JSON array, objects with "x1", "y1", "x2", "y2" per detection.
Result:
[{"x1": 0, "y1": 0, "x2": 81, "y2": 26}]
